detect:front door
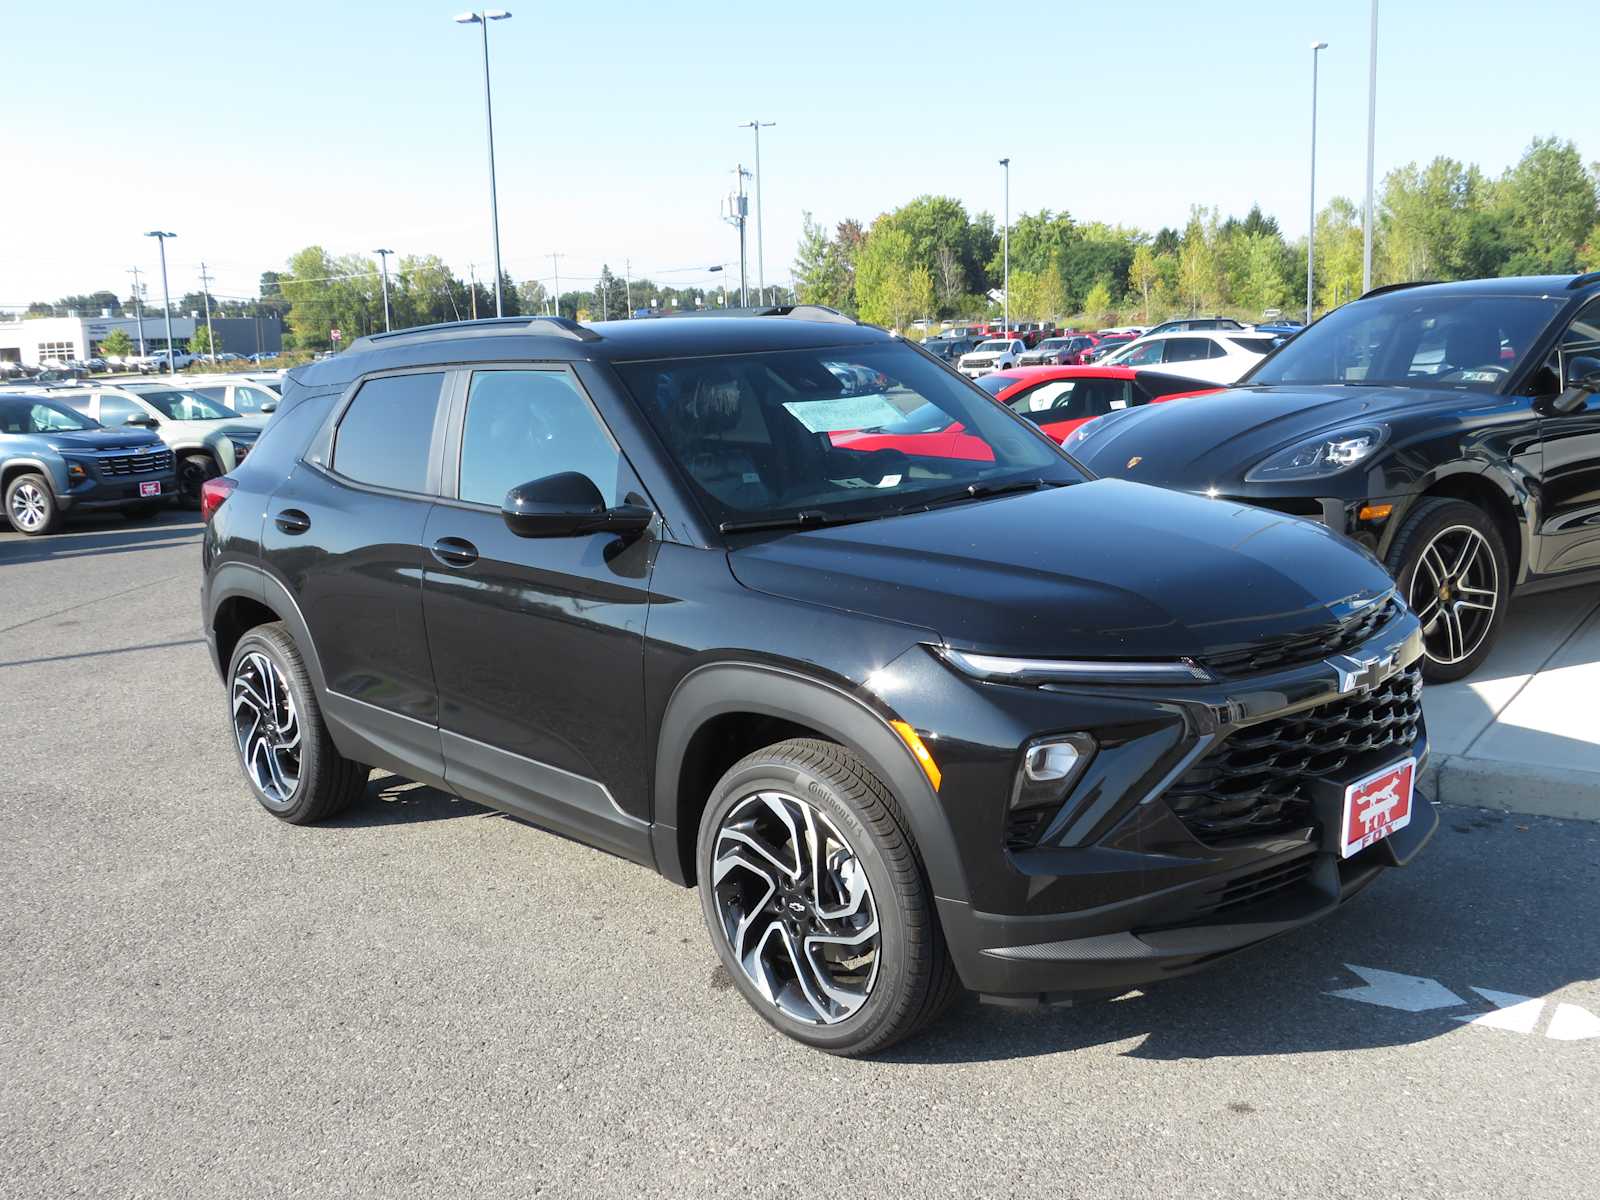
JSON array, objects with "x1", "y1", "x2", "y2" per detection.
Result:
[
  {"x1": 1535, "y1": 298, "x2": 1600, "y2": 573},
  {"x1": 421, "y1": 366, "x2": 656, "y2": 862}
]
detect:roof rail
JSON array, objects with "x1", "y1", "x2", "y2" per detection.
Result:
[
  {"x1": 1358, "y1": 280, "x2": 1439, "y2": 300},
  {"x1": 350, "y1": 315, "x2": 600, "y2": 352},
  {"x1": 650, "y1": 304, "x2": 857, "y2": 326},
  {"x1": 1568, "y1": 271, "x2": 1600, "y2": 290}
]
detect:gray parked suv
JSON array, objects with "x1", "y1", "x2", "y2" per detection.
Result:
[{"x1": 1, "y1": 393, "x2": 175, "y2": 534}]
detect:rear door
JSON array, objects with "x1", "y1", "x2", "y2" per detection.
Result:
[
  {"x1": 1535, "y1": 298, "x2": 1600, "y2": 573},
  {"x1": 420, "y1": 365, "x2": 656, "y2": 861},
  {"x1": 259, "y1": 369, "x2": 448, "y2": 776}
]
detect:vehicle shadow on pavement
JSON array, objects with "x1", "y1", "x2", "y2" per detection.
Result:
[
  {"x1": 322, "y1": 772, "x2": 488, "y2": 828},
  {"x1": 0, "y1": 513, "x2": 202, "y2": 564},
  {"x1": 882, "y1": 817, "x2": 1600, "y2": 1065}
]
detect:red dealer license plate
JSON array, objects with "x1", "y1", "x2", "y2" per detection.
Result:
[
  {"x1": 139, "y1": 481, "x2": 161, "y2": 497},
  {"x1": 1340, "y1": 757, "x2": 1415, "y2": 858}
]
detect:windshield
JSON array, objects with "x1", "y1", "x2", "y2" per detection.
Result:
[
  {"x1": 973, "y1": 340, "x2": 1010, "y2": 353},
  {"x1": 1036, "y1": 339, "x2": 1069, "y2": 351},
  {"x1": 1244, "y1": 291, "x2": 1565, "y2": 392},
  {"x1": 130, "y1": 388, "x2": 237, "y2": 420},
  {"x1": 0, "y1": 397, "x2": 99, "y2": 434},
  {"x1": 974, "y1": 374, "x2": 1017, "y2": 396},
  {"x1": 615, "y1": 342, "x2": 1079, "y2": 529}
]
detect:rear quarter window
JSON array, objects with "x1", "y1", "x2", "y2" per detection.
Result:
[{"x1": 331, "y1": 372, "x2": 446, "y2": 493}]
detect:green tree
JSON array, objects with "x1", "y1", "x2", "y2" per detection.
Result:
[
  {"x1": 1129, "y1": 244, "x2": 1158, "y2": 321},
  {"x1": 856, "y1": 226, "x2": 929, "y2": 330},
  {"x1": 518, "y1": 278, "x2": 550, "y2": 315},
  {"x1": 1083, "y1": 278, "x2": 1115, "y2": 326},
  {"x1": 188, "y1": 325, "x2": 216, "y2": 356},
  {"x1": 1178, "y1": 209, "x2": 1223, "y2": 313},
  {"x1": 1316, "y1": 198, "x2": 1366, "y2": 312},
  {"x1": 1499, "y1": 137, "x2": 1600, "y2": 274},
  {"x1": 100, "y1": 328, "x2": 133, "y2": 358},
  {"x1": 873, "y1": 195, "x2": 995, "y2": 309},
  {"x1": 793, "y1": 211, "x2": 859, "y2": 314}
]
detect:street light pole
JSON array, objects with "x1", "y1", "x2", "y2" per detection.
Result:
[
  {"x1": 1363, "y1": 2, "x2": 1379, "y2": 293},
  {"x1": 998, "y1": 158, "x2": 1010, "y2": 334},
  {"x1": 1306, "y1": 41, "x2": 1328, "y2": 326},
  {"x1": 455, "y1": 10, "x2": 512, "y2": 317},
  {"x1": 144, "y1": 231, "x2": 177, "y2": 375},
  {"x1": 739, "y1": 120, "x2": 775, "y2": 304},
  {"x1": 374, "y1": 248, "x2": 394, "y2": 331}
]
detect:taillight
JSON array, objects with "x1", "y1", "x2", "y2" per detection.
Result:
[{"x1": 200, "y1": 476, "x2": 237, "y2": 523}]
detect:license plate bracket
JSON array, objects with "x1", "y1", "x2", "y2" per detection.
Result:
[{"x1": 1339, "y1": 757, "x2": 1416, "y2": 859}]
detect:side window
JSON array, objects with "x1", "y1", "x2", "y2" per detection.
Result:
[
  {"x1": 1120, "y1": 340, "x2": 1164, "y2": 366},
  {"x1": 1080, "y1": 379, "x2": 1136, "y2": 414},
  {"x1": 457, "y1": 370, "x2": 632, "y2": 507},
  {"x1": 55, "y1": 393, "x2": 93, "y2": 416},
  {"x1": 1006, "y1": 379, "x2": 1080, "y2": 418},
  {"x1": 235, "y1": 386, "x2": 277, "y2": 413},
  {"x1": 95, "y1": 394, "x2": 142, "y2": 427},
  {"x1": 1562, "y1": 299, "x2": 1600, "y2": 387},
  {"x1": 1165, "y1": 338, "x2": 1211, "y2": 363},
  {"x1": 192, "y1": 386, "x2": 229, "y2": 405},
  {"x1": 332, "y1": 372, "x2": 445, "y2": 493}
]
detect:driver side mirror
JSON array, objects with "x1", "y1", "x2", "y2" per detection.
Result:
[
  {"x1": 260, "y1": 401, "x2": 278, "y2": 414},
  {"x1": 501, "y1": 471, "x2": 653, "y2": 539},
  {"x1": 1541, "y1": 366, "x2": 1600, "y2": 416},
  {"x1": 125, "y1": 415, "x2": 159, "y2": 428}
]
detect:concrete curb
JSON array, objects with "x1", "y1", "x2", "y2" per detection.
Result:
[{"x1": 1425, "y1": 753, "x2": 1600, "y2": 823}]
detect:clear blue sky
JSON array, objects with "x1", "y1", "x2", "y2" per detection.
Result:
[{"x1": 1, "y1": 0, "x2": 1591, "y2": 307}]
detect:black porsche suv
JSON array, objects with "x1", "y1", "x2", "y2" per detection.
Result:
[
  {"x1": 1067, "y1": 273, "x2": 1600, "y2": 681},
  {"x1": 201, "y1": 308, "x2": 1435, "y2": 1055}
]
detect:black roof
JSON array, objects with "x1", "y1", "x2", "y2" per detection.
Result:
[
  {"x1": 290, "y1": 307, "x2": 889, "y2": 390},
  {"x1": 1360, "y1": 274, "x2": 1600, "y2": 302}
]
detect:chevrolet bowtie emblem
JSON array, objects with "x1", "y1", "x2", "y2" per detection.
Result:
[
  {"x1": 1126, "y1": 456, "x2": 1143, "y2": 469},
  {"x1": 1328, "y1": 651, "x2": 1398, "y2": 694}
]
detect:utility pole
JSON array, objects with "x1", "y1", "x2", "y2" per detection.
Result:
[
  {"x1": 468, "y1": 264, "x2": 479, "y2": 321},
  {"x1": 198, "y1": 261, "x2": 216, "y2": 362},
  {"x1": 723, "y1": 165, "x2": 752, "y2": 307},
  {"x1": 739, "y1": 120, "x2": 775, "y2": 304},
  {"x1": 127, "y1": 266, "x2": 147, "y2": 355},
  {"x1": 624, "y1": 258, "x2": 633, "y2": 318},
  {"x1": 144, "y1": 231, "x2": 177, "y2": 375},
  {"x1": 597, "y1": 274, "x2": 607, "y2": 321},
  {"x1": 1363, "y1": 1, "x2": 1379, "y2": 294},
  {"x1": 998, "y1": 158, "x2": 1011, "y2": 334},
  {"x1": 549, "y1": 253, "x2": 564, "y2": 317},
  {"x1": 373, "y1": 248, "x2": 394, "y2": 331}
]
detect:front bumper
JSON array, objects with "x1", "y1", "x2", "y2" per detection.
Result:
[
  {"x1": 938, "y1": 789, "x2": 1436, "y2": 1000},
  {"x1": 58, "y1": 470, "x2": 177, "y2": 510}
]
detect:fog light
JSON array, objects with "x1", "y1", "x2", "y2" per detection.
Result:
[
  {"x1": 1026, "y1": 742, "x2": 1082, "y2": 781},
  {"x1": 1012, "y1": 733, "x2": 1096, "y2": 811}
]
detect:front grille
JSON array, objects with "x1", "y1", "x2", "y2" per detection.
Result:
[
  {"x1": 1198, "y1": 852, "x2": 1317, "y2": 915},
  {"x1": 99, "y1": 448, "x2": 173, "y2": 476},
  {"x1": 1199, "y1": 595, "x2": 1401, "y2": 677},
  {"x1": 1165, "y1": 664, "x2": 1423, "y2": 844}
]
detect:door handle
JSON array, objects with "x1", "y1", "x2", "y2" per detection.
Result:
[
  {"x1": 430, "y1": 536, "x2": 479, "y2": 568},
  {"x1": 274, "y1": 508, "x2": 311, "y2": 535}
]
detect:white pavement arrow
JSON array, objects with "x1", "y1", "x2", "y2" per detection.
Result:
[
  {"x1": 1545, "y1": 1002, "x2": 1600, "y2": 1041},
  {"x1": 1327, "y1": 964, "x2": 1466, "y2": 1012},
  {"x1": 1453, "y1": 988, "x2": 1545, "y2": 1033}
]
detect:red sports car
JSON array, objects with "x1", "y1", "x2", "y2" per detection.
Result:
[{"x1": 829, "y1": 366, "x2": 1220, "y2": 461}]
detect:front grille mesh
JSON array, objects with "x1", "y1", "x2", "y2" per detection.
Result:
[
  {"x1": 99, "y1": 448, "x2": 173, "y2": 476},
  {"x1": 1165, "y1": 664, "x2": 1423, "y2": 843},
  {"x1": 1199, "y1": 596, "x2": 1401, "y2": 677}
]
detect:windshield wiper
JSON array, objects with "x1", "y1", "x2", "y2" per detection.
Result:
[
  {"x1": 719, "y1": 509, "x2": 879, "y2": 535},
  {"x1": 899, "y1": 477, "x2": 1070, "y2": 515}
]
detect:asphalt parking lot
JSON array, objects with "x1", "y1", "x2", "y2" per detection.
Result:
[{"x1": 2, "y1": 513, "x2": 1597, "y2": 1199}]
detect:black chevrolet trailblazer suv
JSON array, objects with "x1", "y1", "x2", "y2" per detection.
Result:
[{"x1": 200, "y1": 308, "x2": 1436, "y2": 1055}]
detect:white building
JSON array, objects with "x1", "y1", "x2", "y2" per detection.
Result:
[
  {"x1": 0, "y1": 311, "x2": 283, "y2": 365},
  {"x1": 0, "y1": 313, "x2": 196, "y2": 365}
]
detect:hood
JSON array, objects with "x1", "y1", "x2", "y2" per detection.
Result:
[
  {"x1": 1074, "y1": 383, "x2": 1482, "y2": 487},
  {"x1": 726, "y1": 477, "x2": 1394, "y2": 660},
  {"x1": 45, "y1": 429, "x2": 163, "y2": 452}
]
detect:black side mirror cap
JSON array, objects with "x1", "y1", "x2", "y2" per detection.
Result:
[
  {"x1": 502, "y1": 471, "x2": 653, "y2": 539},
  {"x1": 125, "y1": 415, "x2": 159, "y2": 427},
  {"x1": 1538, "y1": 369, "x2": 1600, "y2": 416}
]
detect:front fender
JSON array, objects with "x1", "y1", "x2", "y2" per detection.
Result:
[{"x1": 650, "y1": 661, "x2": 971, "y2": 904}]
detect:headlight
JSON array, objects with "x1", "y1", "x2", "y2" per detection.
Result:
[
  {"x1": 1245, "y1": 425, "x2": 1387, "y2": 482},
  {"x1": 1012, "y1": 733, "x2": 1096, "y2": 813},
  {"x1": 64, "y1": 459, "x2": 89, "y2": 483}
]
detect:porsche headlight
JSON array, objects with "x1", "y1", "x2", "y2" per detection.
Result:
[{"x1": 1244, "y1": 426, "x2": 1387, "y2": 482}]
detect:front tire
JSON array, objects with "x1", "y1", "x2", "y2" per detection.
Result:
[
  {"x1": 1384, "y1": 498, "x2": 1509, "y2": 683},
  {"x1": 227, "y1": 622, "x2": 368, "y2": 823},
  {"x1": 177, "y1": 452, "x2": 219, "y2": 509},
  {"x1": 5, "y1": 472, "x2": 61, "y2": 535},
  {"x1": 696, "y1": 738, "x2": 958, "y2": 1056}
]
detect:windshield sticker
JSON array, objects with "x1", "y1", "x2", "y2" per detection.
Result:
[{"x1": 783, "y1": 395, "x2": 905, "y2": 434}]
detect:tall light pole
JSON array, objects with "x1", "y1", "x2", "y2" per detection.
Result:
[
  {"x1": 549, "y1": 252, "x2": 563, "y2": 317},
  {"x1": 1306, "y1": 41, "x2": 1328, "y2": 326},
  {"x1": 454, "y1": 10, "x2": 511, "y2": 317},
  {"x1": 144, "y1": 231, "x2": 177, "y2": 375},
  {"x1": 739, "y1": 120, "x2": 775, "y2": 304},
  {"x1": 374, "y1": 248, "x2": 394, "y2": 331},
  {"x1": 998, "y1": 158, "x2": 1011, "y2": 333},
  {"x1": 1363, "y1": 2, "x2": 1379, "y2": 293}
]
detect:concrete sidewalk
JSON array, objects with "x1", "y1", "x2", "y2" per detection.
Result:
[{"x1": 1422, "y1": 587, "x2": 1600, "y2": 821}]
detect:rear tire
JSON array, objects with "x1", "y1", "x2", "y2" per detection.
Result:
[
  {"x1": 5, "y1": 472, "x2": 61, "y2": 535},
  {"x1": 1384, "y1": 498, "x2": 1509, "y2": 683},
  {"x1": 227, "y1": 622, "x2": 368, "y2": 824},
  {"x1": 696, "y1": 738, "x2": 959, "y2": 1056}
]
